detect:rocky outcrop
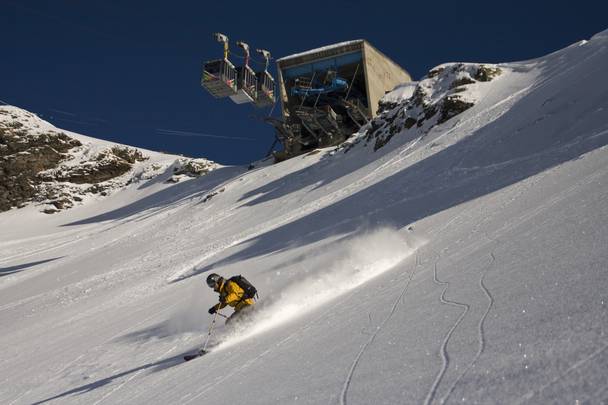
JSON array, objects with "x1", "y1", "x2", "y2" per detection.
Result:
[
  {"x1": 40, "y1": 146, "x2": 148, "y2": 184},
  {"x1": 172, "y1": 158, "x2": 215, "y2": 178},
  {"x1": 438, "y1": 95, "x2": 475, "y2": 125},
  {"x1": 339, "y1": 63, "x2": 503, "y2": 153},
  {"x1": 0, "y1": 111, "x2": 82, "y2": 211},
  {"x1": 165, "y1": 158, "x2": 217, "y2": 184},
  {"x1": 0, "y1": 106, "x2": 217, "y2": 213},
  {"x1": 474, "y1": 65, "x2": 502, "y2": 82}
]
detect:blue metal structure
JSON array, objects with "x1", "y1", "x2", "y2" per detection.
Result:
[{"x1": 290, "y1": 74, "x2": 349, "y2": 97}]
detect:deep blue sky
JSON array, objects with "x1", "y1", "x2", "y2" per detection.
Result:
[{"x1": 2, "y1": 0, "x2": 606, "y2": 165}]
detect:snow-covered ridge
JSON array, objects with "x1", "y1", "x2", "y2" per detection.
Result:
[
  {"x1": 340, "y1": 63, "x2": 503, "y2": 153},
  {"x1": 0, "y1": 106, "x2": 218, "y2": 213}
]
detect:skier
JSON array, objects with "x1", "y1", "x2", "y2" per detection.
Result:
[{"x1": 206, "y1": 273, "x2": 256, "y2": 325}]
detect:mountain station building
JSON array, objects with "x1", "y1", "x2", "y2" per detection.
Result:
[{"x1": 271, "y1": 40, "x2": 412, "y2": 158}]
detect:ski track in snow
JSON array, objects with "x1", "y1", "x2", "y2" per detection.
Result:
[
  {"x1": 425, "y1": 158, "x2": 608, "y2": 404},
  {"x1": 339, "y1": 252, "x2": 420, "y2": 405},
  {"x1": 420, "y1": 147, "x2": 608, "y2": 403},
  {"x1": 440, "y1": 242, "x2": 497, "y2": 404},
  {"x1": 423, "y1": 256, "x2": 470, "y2": 405},
  {"x1": 424, "y1": 160, "x2": 608, "y2": 404}
]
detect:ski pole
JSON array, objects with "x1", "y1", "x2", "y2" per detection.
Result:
[{"x1": 201, "y1": 311, "x2": 219, "y2": 353}]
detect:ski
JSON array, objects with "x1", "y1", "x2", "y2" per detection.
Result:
[{"x1": 184, "y1": 349, "x2": 209, "y2": 361}]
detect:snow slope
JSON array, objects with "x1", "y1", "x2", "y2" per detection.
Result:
[{"x1": 1, "y1": 29, "x2": 608, "y2": 404}]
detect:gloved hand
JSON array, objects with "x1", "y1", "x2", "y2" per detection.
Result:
[{"x1": 208, "y1": 306, "x2": 217, "y2": 314}]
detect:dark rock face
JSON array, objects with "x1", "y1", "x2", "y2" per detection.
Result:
[
  {"x1": 46, "y1": 160, "x2": 132, "y2": 184},
  {"x1": 0, "y1": 124, "x2": 81, "y2": 211},
  {"x1": 474, "y1": 65, "x2": 502, "y2": 82},
  {"x1": 0, "y1": 108, "x2": 150, "y2": 213},
  {"x1": 42, "y1": 147, "x2": 148, "y2": 184},
  {"x1": 449, "y1": 77, "x2": 476, "y2": 89},
  {"x1": 438, "y1": 96, "x2": 475, "y2": 124},
  {"x1": 109, "y1": 146, "x2": 146, "y2": 164},
  {"x1": 427, "y1": 67, "x2": 445, "y2": 78},
  {"x1": 172, "y1": 159, "x2": 213, "y2": 177}
]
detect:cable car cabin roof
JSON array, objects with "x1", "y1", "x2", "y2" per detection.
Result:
[
  {"x1": 204, "y1": 58, "x2": 236, "y2": 69},
  {"x1": 277, "y1": 40, "x2": 364, "y2": 68}
]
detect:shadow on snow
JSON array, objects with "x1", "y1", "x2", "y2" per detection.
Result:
[
  {"x1": 179, "y1": 50, "x2": 608, "y2": 281},
  {"x1": 61, "y1": 166, "x2": 245, "y2": 226},
  {"x1": 0, "y1": 257, "x2": 63, "y2": 277},
  {"x1": 31, "y1": 352, "x2": 191, "y2": 405}
]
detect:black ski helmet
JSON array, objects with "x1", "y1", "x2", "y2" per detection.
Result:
[{"x1": 206, "y1": 273, "x2": 221, "y2": 288}]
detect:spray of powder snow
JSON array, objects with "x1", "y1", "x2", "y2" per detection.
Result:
[
  {"x1": 216, "y1": 226, "x2": 420, "y2": 350},
  {"x1": 164, "y1": 283, "x2": 210, "y2": 335}
]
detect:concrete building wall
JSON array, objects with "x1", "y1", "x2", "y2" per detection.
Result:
[
  {"x1": 362, "y1": 42, "x2": 412, "y2": 116},
  {"x1": 276, "y1": 67, "x2": 289, "y2": 118}
]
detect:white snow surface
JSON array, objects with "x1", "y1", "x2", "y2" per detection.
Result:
[
  {"x1": 2, "y1": 30, "x2": 608, "y2": 405},
  {"x1": 380, "y1": 81, "x2": 418, "y2": 105},
  {"x1": 277, "y1": 40, "x2": 364, "y2": 62}
]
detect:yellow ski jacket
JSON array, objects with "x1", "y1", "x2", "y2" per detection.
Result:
[{"x1": 212, "y1": 279, "x2": 254, "y2": 312}]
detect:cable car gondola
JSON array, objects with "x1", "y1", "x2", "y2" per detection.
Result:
[
  {"x1": 229, "y1": 41, "x2": 258, "y2": 104},
  {"x1": 254, "y1": 49, "x2": 276, "y2": 108},
  {"x1": 201, "y1": 33, "x2": 238, "y2": 98}
]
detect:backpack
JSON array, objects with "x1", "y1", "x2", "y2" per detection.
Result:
[{"x1": 229, "y1": 275, "x2": 258, "y2": 300}]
